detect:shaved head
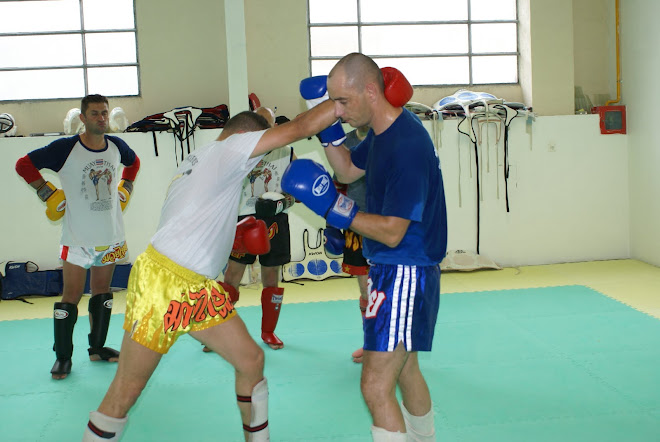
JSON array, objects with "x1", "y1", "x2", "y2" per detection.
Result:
[
  {"x1": 326, "y1": 53, "x2": 403, "y2": 134},
  {"x1": 329, "y1": 52, "x2": 384, "y2": 92},
  {"x1": 222, "y1": 111, "x2": 269, "y2": 135}
]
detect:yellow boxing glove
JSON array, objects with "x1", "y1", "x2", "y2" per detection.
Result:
[
  {"x1": 37, "y1": 181, "x2": 66, "y2": 221},
  {"x1": 118, "y1": 179, "x2": 133, "y2": 211}
]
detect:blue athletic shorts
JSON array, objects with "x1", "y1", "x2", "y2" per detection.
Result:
[{"x1": 364, "y1": 263, "x2": 440, "y2": 352}]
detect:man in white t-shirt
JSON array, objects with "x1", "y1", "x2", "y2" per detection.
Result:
[
  {"x1": 83, "y1": 103, "x2": 339, "y2": 442},
  {"x1": 15, "y1": 94, "x2": 140, "y2": 381}
]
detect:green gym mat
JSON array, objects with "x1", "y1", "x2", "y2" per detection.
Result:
[{"x1": 1, "y1": 285, "x2": 659, "y2": 441}]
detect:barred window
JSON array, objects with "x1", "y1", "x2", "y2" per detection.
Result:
[
  {"x1": 308, "y1": 0, "x2": 518, "y2": 86},
  {"x1": 0, "y1": 0, "x2": 139, "y2": 102}
]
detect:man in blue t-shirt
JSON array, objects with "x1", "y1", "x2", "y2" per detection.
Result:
[{"x1": 286, "y1": 53, "x2": 447, "y2": 441}]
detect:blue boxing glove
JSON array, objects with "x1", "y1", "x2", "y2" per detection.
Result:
[
  {"x1": 282, "y1": 159, "x2": 358, "y2": 230},
  {"x1": 324, "y1": 226, "x2": 345, "y2": 256},
  {"x1": 300, "y1": 75, "x2": 346, "y2": 147}
]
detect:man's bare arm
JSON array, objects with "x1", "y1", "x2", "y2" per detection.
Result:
[
  {"x1": 251, "y1": 100, "x2": 337, "y2": 158},
  {"x1": 324, "y1": 143, "x2": 365, "y2": 184},
  {"x1": 350, "y1": 213, "x2": 410, "y2": 249}
]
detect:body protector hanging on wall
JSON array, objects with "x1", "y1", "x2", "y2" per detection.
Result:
[{"x1": 282, "y1": 229, "x2": 351, "y2": 282}]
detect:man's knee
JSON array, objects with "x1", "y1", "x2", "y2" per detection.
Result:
[
  {"x1": 260, "y1": 265, "x2": 280, "y2": 287},
  {"x1": 252, "y1": 346, "x2": 265, "y2": 371},
  {"x1": 361, "y1": 371, "x2": 393, "y2": 404},
  {"x1": 361, "y1": 350, "x2": 408, "y2": 402},
  {"x1": 236, "y1": 344, "x2": 265, "y2": 376}
]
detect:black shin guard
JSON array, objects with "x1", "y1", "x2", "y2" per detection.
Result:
[
  {"x1": 88, "y1": 293, "x2": 118, "y2": 360},
  {"x1": 51, "y1": 302, "x2": 78, "y2": 375}
]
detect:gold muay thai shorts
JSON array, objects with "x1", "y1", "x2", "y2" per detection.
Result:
[{"x1": 123, "y1": 245, "x2": 236, "y2": 354}]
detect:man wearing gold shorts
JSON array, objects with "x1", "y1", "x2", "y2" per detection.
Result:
[{"x1": 83, "y1": 102, "x2": 341, "y2": 442}]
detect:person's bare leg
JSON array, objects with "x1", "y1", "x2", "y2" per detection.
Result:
[
  {"x1": 97, "y1": 332, "x2": 162, "y2": 417},
  {"x1": 361, "y1": 343, "x2": 408, "y2": 432},
  {"x1": 60, "y1": 260, "x2": 88, "y2": 305},
  {"x1": 397, "y1": 352, "x2": 435, "y2": 440},
  {"x1": 191, "y1": 316, "x2": 266, "y2": 441},
  {"x1": 260, "y1": 265, "x2": 279, "y2": 289},
  {"x1": 398, "y1": 352, "x2": 431, "y2": 415},
  {"x1": 83, "y1": 332, "x2": 163, "y2": 440},
  {"x1": 351, "y1": 274, "x2": 369, "y2": 363},
  {"x1": 223, "y1": 260, "x2": 247, "y2": 294},
  {"x1": 89, "y1": 263, "x2": 114, "y2": 295}
]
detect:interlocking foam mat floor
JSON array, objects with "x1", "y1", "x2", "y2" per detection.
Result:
[{"x1": 1, "y1": 285, "x2": 659, "y2": 441}]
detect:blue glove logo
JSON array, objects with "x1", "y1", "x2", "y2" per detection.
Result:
[{"x1": 312, "y1": 175, "x2": 331, "y2": 197}]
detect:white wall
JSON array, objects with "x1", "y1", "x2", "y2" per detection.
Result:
[
  {"x1": 431, "y1": 114, "x2": 629, "y2": 267},
  {"x1": 1, "y1": 115, "x2": 629, "y2": 270},
  {"x1": 621, "y1": 0, "x2": 660, "y2": 266}
]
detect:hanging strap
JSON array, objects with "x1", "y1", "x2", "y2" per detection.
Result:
[
  {"x1": 152, "y1": 132, "x2": 159, "y2": 157},
  {"x1": 472, "y1": 137, "x2": 481, "y2": 254},
  {"x1": 492, "y1": 104, "x2": 519, "y2": 213}
]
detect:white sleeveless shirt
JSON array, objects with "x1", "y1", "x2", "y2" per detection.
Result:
[{"x1": 151, "y1": 130, "x2": 265, "y2": 278}]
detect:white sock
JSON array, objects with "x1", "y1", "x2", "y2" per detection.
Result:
[
  {"x1": 371, "y1": 425, "x2": 407, "y2": 441},
  {"x1": 400, "y1": 401, "x2": 436, "y2": 442},
  {"x1": 82, "y1": 411, "x2": 128, "y2": 441}
]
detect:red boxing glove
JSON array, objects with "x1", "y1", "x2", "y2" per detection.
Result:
[
  {"x1": 333, "y1": 179, "x2": 348, "y2": 196},
  {"x1": 381, "y1": 67, "x2": 413, "y2": 108},
  {"x1": 217, "y1": 281, "x2": 240, "y2": 305},
  {"x1": 232, "y1": 216, "x2": 270, "y2": 255}
]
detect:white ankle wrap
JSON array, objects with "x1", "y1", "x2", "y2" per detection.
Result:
[
  {"x1": 401, "y1": 401, "x2": 436, "y2": 441},
  {"x1": 371, "y1": 426, "x2": 407, "y2": 441},
  {"x1": 82, "y1": 411, "x2": 128, "y2": 441}
]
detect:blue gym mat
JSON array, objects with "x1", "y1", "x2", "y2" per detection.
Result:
[{"x1": 1, "y1": 285, "x2": 659, "y2": 441}]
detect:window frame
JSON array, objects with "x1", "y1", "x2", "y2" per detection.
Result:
[
  {"x1": 0, "y1": 0, "x2": 140, "y2": 103},
  {"x1": 307, "y1": 0, "x2": 519, "y2": 87}
]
